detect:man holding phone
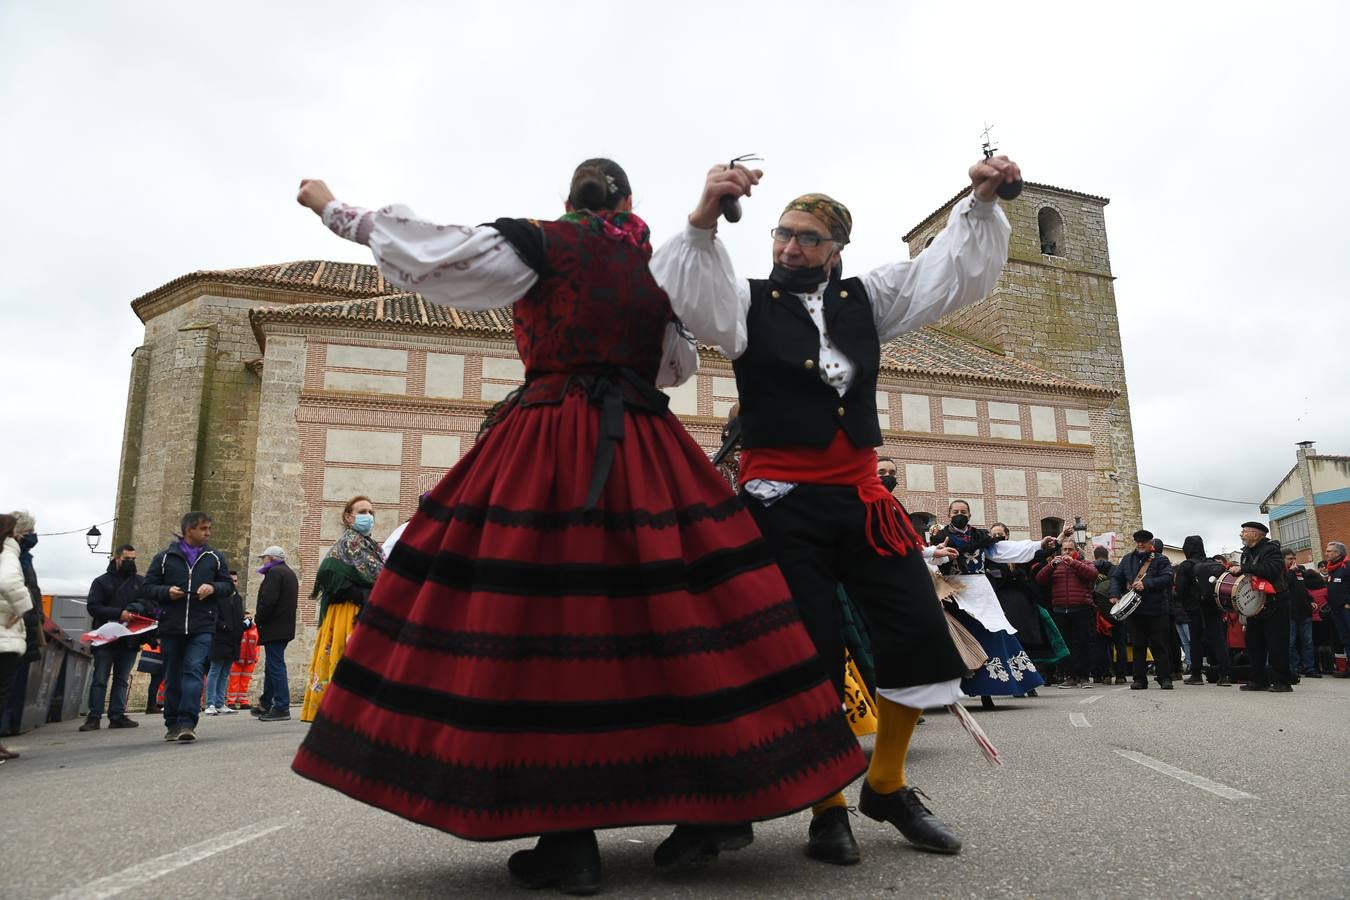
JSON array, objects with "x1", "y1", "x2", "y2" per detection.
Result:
[{"x1": 140, "y1": 512, "x2": 234, "y2": 743}]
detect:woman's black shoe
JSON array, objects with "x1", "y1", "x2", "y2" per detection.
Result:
[
  {"x1": 507, "y1": 831, "x2": 600, "y2": 896},
  {"x1": 858, "y1": 782, "x2": 962, "y2": 854},
  {"x1": 805, "y1": 807, "x2": 860, "y2": 865},
  {"x1": 653, "y1": 823, "x2": 753, "y2": 873}
]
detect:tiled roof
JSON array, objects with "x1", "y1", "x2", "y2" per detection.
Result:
[
  {"x1": 131, "y1": 261, "x2": 393, "y2": 320},
  {"x1": 250, "y1": 292, "x2": 1110, "y2": 397},
  {"x1": 901, "y1": 181, "x2": 1111, "y2": 242}
]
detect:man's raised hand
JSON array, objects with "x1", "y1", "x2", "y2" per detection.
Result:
[
  {"x1": 968, "y1": 155, "x2": 1021, "y2": 203},
  {"x1": 689, "y1": 164, "x2": 763, "y2": 230}
]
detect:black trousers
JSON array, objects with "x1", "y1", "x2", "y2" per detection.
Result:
[
  {"x1": 1189, "y1": 605, "x2": 1232, "y2": 677},
  {"x1": 1246, "y1": 601, "x2": 1292, "y2": 687},
  {"x1": 1128, "y1": 613, "x2": 1173, "y2": 682},
  {"x1": 1053, "y1": 607, "x2": 1095, "y2": 679},
  {"x1": 0, "y1": 652, "x2": 21, "y2": 719},
  {"x1": 744, "y1": 484, "x2": 966, "y2": 697}
]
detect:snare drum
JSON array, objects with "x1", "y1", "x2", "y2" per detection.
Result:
[
  {"x1": 1109, "y1": 590, "x2": 1142, "y2": 622},
  {"x1": 1214, "y1": 572, "x2": 1266, "y2": 618}
]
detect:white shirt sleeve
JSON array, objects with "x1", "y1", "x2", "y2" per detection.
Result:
[
  {"x1": 649, "y1": 223, "x2": 752, "y2": 359},
  {"x1": 322, "y1": 201, "x2": 538, "y2": 310},
  {"x1": 984, "y1": 539, "x2": 1045, "y2": 564},
  {"x1": 862, "y1": 195, "x2": 1012, "y2": 343}
]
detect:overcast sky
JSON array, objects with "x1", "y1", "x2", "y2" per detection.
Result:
[{"x1": 3, "y1": 1, "x2": 1347, "y2": 593}]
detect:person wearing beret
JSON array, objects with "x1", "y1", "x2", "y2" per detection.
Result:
[{"x1": 1234, "y1": 521, "x2": 1294, "y2": 692}]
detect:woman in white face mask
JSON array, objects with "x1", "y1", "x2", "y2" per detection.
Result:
[{"x1": 300, "y1": 495, "x2": 384, "y2": 723}]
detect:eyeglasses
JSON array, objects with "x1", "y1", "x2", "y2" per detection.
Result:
[{"x1": 770, "y1": 227, "x2": 832, "y2": 248}]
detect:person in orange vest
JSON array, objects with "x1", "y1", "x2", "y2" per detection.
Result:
[{"x1": 227, "y1": 613, "x2": 260, "y2": 709}]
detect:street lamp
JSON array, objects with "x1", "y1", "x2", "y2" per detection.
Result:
[
  {"x1": 86, "y1": 525, "x2": 102, "y2": 554},
  {"x1": 1073, "y1": 516, "x2": 1087, "y2": 548}
]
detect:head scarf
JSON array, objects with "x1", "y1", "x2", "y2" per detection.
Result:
[{"x1": 782, "y1": 193, "x2": 852, "y2": 245}]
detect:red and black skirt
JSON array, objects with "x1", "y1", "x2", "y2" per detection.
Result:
[{"x1": 292, "y1": 388, "x2": 864, "y2": 841}]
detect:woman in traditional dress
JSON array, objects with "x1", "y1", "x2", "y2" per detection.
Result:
[
  {"x1": 298, "y1": 495, "x2": 384, "y2": 723},
  {"x1": 930, "y1": 504, "x2": 1049, "y2": 707},
  {"x1": 289, "y1": 160, "x2": 863, "y2": 895}
]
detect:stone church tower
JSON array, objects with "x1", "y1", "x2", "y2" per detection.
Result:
[{"x1": 902, "y1": 183, "x2": 1143, "y2": 543}]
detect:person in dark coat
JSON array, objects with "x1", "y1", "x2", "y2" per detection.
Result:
[
  {"x1": 139, "y1": 511, "x2": 233, "y2": 742},
  {"x1": 1284, "y1": 549, "x2": 1324, "y2": 678},
  {"x1": 253, "y1": 546, "x2": 298, "y2": 720},
  {"x1": 1323, "y1": 541, "x2": 1350, "y2": 676},
  {"x1": 1109, "y1": 529, "x2": 1175, "y2": 689},
  {"x1": 204, "y1": 573, "x2": 245, "y2": 715},
  {"x1": 81, "y1": 545, "x2": 146, "y2": 731},
  {"x1": 1174, "y1": 536, "x2": 1231, "y2": 685},
  {"x1": 1235, "y1": 522, "x2": 1292, "y2": 692},
  {"x1": 1091, "y1": 546, "x2": 1129, "y2": 684}
]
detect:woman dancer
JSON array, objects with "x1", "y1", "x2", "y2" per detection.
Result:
[
  {"x1": 290, "y1": 160, "x2": 863, "y2": 894},
  {"x1": 299, "y1": 495, "x2": 384, "y2": 723}
]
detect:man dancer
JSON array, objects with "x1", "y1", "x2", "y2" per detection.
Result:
[
  {"x1": 653, "y1": 154, "x2": 1015, "y2": 861},
  {"x1": 1234, "y1": 522, "x2": 1293, "y2": 692}
]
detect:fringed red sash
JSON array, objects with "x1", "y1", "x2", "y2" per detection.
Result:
[{"x1": 740, "y1": 430, "x2": 924, "y2": 557}]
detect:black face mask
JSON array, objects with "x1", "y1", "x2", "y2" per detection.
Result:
[
  {"x1": 769, "y1": 263, "x2": 830, "y2": 294},
  {"x1": 879, "y1": 474, "x2": 897, "y2": 492},
  {"x1": 118, "y1": 559, "x2": 137, "y2": 577},
  {"x1": 19, "y1": 532, "x2": 37, "y2": 552},
  {"x1": 951, "y1": 514, "x2": 970, "y2": 529}
]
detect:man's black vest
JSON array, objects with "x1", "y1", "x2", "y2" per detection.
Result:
[{"x1": 731, "y1": 276, "x2": 882, "y2": 450}]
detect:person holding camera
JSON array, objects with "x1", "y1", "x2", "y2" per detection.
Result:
[
  {"x1": 1035, "y1": 538, "x2": 1099, "y2": 689},
  {"x1": 80, "y1": 545, "x2": 146, "y2": 731}
]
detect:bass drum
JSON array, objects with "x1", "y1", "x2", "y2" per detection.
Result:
[{"x1": 1214, "y1": 572, "x2": 1266, "y2": 618}]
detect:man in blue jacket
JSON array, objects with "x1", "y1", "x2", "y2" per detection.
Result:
[
  {"x1": 139, "y1": 512, "x2": 233, "y2": 742},
  {"x1": 80, "y1": 545, "x2": 146, "y2": 731},
  {"x1": 1109, "y1": 529, "x2": 1176, "y2": 690}
]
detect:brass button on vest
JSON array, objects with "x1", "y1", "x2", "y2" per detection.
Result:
[
  {"x1": 771, "y1": 290, "x2": 781, "y2": 299},
  {"x1": 805, "y1": 359, "x2": 815, "y2": 370},
  {"x1": 839, "y1": 290, "x2": 849, "y2": 298},
  {"x1": 836, "y1": 406, "x2": 845, "y2": 416}
]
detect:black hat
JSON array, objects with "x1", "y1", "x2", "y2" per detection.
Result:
[
  {"x1": 1241, "y1": 521, "x2": 1269, "y2": 534},
  {"x1": 1132, "y1": 529, "x2": 1154, "y2": 542}
]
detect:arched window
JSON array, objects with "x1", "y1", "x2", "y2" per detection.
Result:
[
  {"x1": 909, "y1": 511, "x2": 935, "y2": 534},
  {"x1": 1038, "y1": 207, "x2": 1064, "y2": 256},
  {"x1": 923, "y1": 235, "x2": 935, "y2": 249},
  {"x1": 1041, "y1": 516, "x2": 1064, "y2": 538}
]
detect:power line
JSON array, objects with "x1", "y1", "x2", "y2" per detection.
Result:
[
  {"x1": 1108, "y1": 474, "x2": 1263, "y2": 507},
  {"x1": 36, "y1": 517, "x2": 117, "y2": 537}
]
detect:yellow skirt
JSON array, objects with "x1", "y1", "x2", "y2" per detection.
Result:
[
  {"x1": 300, "y1": 602, "x2": 360, "y2": 723},
  {"x1": 843, "y1": 651, "x2": 878, "y2": 737}
]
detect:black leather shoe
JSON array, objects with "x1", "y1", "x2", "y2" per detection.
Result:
[
  {"x1": 79, "y1": 717, "x2": 100, "y2": 732},
  {"x1": 653, "y1": 823, "x2": 753, "y2": 873},
  {"x1": 806, "y1": 807, "x2": 860, "y2": 865},
  {"x1": 1216, "y1": 676, "x2": 1233, "y2": 686},
  {"x1": 1130, "y1": 681, "x2": 1147, "y2": 690},
  {"x1": 1239, "y1": 683, "x2": 1270, "y2": 691},
  {"x1": 858, "y1": 783, "x2": 961, "y2": 854},
  {"x1": 1183, "y1": 675, "x2": 1204, "y2": 685},
  {"x1": 1269, "y1": 683, "x2": 1293, "y2": 693},
  {"x1": 109, "y1": 716, "x2": 140, "y2": 728},
  {"x1": 1159, "y1": 680, "x2": 1174, "y2": 690},
  {"x1": 507, "y1": 831, "x2": 600, "y2": 896}
]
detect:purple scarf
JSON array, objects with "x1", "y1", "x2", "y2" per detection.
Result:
[
  {"x1": 257, "y1": 559, "x2": 282, "y2": 576},
  {"x1": 178, "y1": 539, "x2": 203, "y2": 567}
]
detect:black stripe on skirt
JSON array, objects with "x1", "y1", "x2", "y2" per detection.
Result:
[
  {"x1": 303, "y1": 709, "x2": 859, "y2": 813},
  {"x1": 385, "y1": 540, "x2": 777, "y2": 598},
  {"x1": 417, "y1": 495, "x2": 745, "y2": 532},
  {"x1": 358, "y1": 599, "x2": 801, "y2": 661},
  {"x1": 330, "y1": 654, "x2": 830, "y2": 732}
]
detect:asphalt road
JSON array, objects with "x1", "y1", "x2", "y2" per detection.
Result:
[{"x1": 2, "y1": 678, "x2": 1347, "y2": 899}]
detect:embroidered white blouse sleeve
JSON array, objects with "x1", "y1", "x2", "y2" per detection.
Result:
[
  {"x1": 862, "y1": 196, "x2": 1012, "y2": 343},
  {"x1": 321, "y1": 201, "x2": 537, "y2": 310},
  {"x1": 649, "y1": 223, "x2": 752, "y2": 360}
]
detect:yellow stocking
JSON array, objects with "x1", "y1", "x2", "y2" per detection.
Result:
[
  {"x1": 811, "y1": 792, "x2": 848, "y2": 816},
  {"x1": 865, "y1": 696, "x2": 921, "y2": 794}
]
